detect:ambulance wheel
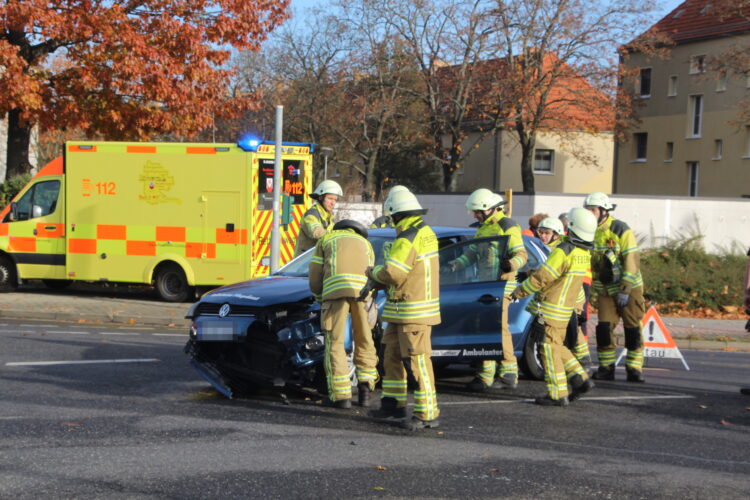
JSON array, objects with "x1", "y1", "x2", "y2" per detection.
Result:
[
  {"x1": 0, "y1": 256, "x2": 19, "y2": 292},
  {"x1": 43, "y1": 279, "x2": 72, "y2": 290},
  {"x1": 155, "y1": 264, "x2": 192, "y2": 302},
  {"x1": 522, "y1": 334, "x2": 544, "y2": 381}
]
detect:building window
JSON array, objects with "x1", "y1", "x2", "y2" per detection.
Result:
[
  {"x1": 638, "y1": 68, "x2": 652, "y2": 97},
  {"x1": 633, "y1": 133, "x2": 648, "y2": 161},
  {"x1": 665, "y1": 142, "x2": 674, "y2": 162},
  {"x1": 668, "y1": 75, "x2": 678, "y2": 96},
  {"x1": 690, "y1": 55, "x2": 706, "y2": 74},
  {"x1": 713, "y1": 139, "x2": 723, "y2": 160},
  {"x1": 688, "y1": 95, "x2": 703, "y2": 137},
  {"x1": 716, "y1": 71, "x2": 727, "y2": 92},
  {"x1": 534, "y1": 149, "x2": 554, "y2": 174},
  {"x1": 687, "y1": 162, "x2": 699, "y2": 197}
]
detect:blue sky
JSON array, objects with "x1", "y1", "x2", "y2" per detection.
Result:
[{"x1": 290, "y1": 0, "x2": 687, "y2": 26}]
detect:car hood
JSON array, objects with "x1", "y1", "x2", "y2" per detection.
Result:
[{"x1": 200, "y1": 275, "x2": 314, "y2": 307}]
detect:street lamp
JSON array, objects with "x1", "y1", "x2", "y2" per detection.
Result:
[{"x1": 320, "y1": 147, "x2": 333, "y2": 180}]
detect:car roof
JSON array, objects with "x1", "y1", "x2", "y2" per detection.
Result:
[{"x1": 368, "y1": 226, "x2": 476, "y2": 238}]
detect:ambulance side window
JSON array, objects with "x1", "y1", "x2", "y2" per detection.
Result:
[{"x1": 11, "y1": 180, "x2": 61, "y2": 221}]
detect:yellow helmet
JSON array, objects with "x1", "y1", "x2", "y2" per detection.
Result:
[
  {"x1": 538, "y1": 217, "x2": 564, "y2": 236},
  {"x1": 384, "y1": 190, "x2": 426, "y2": 217},
  {"x1": 313, "y1": 180, "x2": 343, "y2": 198},
  {"x1": 583, "y1": 192, "x2": 615, "y2": 211},
  {"x1": 465, "y1": 188, "x2": 505, "y2": 212},
  {"x1": 567, "y1": 207, "x2": 598, "y2": 242}
]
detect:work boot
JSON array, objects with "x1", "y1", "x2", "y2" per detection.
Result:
[
  {"x1": 401, "y1": 416, "x2": 440, "y2": 431},
  {"x1": 578, "y1": 355, "x2": 593, "y2": 371},
  {"x1": 368, "y1": 397, "x2": 406, "y2": 421},
  {"x1": 467, "y1": 377, "x2": 492, "y2": 392},
  {"x1": 740, "y1": 388, "x2": 750, "y2": 396},
  {"x1": 592, "y1": 365, "x2": 615, "y2": 381},
  {"x1": 498, "y1": 373, "x2": 518, "y2": 389},
  {"x1": 357, "y1": 383, "x2": 372, "y2": 408},
  {"x1": 534, "y1": 395, "x2": 569, "y2": 407},
  {"x1": 323, "y1": 397, "x2": 352, "y2": 409},
  {"x1": 626, "y1": 368, "x2": 645, "y2": 383},
  {"x1": 569, "y1": 378, "x2": 595, "y2": 402}
]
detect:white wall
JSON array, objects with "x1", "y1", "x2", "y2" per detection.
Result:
[
  {"x1": 336, "y1": 202, "x2": 381, "y2": 227},
  {"x1": 418, "y1": 193, "x2": 750, "y2": 253}
]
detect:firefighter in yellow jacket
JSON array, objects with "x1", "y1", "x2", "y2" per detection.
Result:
[
  {"x1": 370, "y1": 186, "x2": 408, "y2": 229},
  {"x1": 537, "y1": 217, "x2": 592, "y2": 369},
  {"x1": 295, "y1": 180, "x2": 343, "y2": 257},
  {"x1": 511, "y1": 208, "x2": 597, "y2": 406},
  {"x1": 584, "y1": 192, "x2": 646, "y2": 383},
  {"x1": 309, "y1": 219, "x2": 379, "y2": 409},
  {"x1": 366, "y1": 190, "x2": 441, "y2": 430},
  {"x1": 448, "y1": 188, "x2": 527, "y2": 391}
]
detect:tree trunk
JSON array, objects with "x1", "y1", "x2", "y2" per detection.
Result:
[
  {"x1": 6, "y1": 109, "x2": 34, "y2": 179},
  {"x1": 518, "y1": 126, "x2": 536, "y2": 194},
  {"x1": 363, "y1": 152, "x2": 378, "y2": 202}
]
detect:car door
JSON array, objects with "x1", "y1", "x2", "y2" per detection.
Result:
[{"x1": 432, "y1": 235, "x2": 509, "y2": 363}]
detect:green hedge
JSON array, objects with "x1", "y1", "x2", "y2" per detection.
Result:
[{"x1": 640, "y1": 236, "x2": 746, "y2": 312}]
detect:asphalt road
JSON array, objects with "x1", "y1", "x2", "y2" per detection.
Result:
[{"x1": 1, "y1": 318, "x2": 749, "y2": 499}]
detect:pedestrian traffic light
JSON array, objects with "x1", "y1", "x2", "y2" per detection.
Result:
[{"x1": 282, "y1": 194, "x2": 293, "y2": 225}]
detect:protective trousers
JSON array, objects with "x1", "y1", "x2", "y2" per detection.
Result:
[
  {"x1": 540, "y1": 320, "x2": 589, "y2": 400},
  {"x1": 322, "y1": 297, "x2": 379, "y2": 402},
  {"x1": 381, "y1": 323, "x2": 439, "y2": 421},
  {"x1": 595, "y1": 286, "x2": 646, "y2": 371},
  {"x1": 476, "y1": 296, "x2": 517, "y2": 386}
]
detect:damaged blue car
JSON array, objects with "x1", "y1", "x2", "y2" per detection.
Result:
[{"x1": 184, "y1": 227, "x2": 549, "y2": 397}]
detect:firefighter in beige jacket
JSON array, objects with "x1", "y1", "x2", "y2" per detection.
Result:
[{"x1": 309, "y1": 219, "x2": 378, "y2": 409}]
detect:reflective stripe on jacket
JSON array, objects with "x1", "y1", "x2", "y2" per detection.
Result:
[
  {"x1": 454, "y1": 210, "x2": 527, "y2": 293},
  {"x1": 308, "y1": 229, "x2": 374, "y2": 302},
  {"x1": 371, "y1": 216, "x2": 440, "y2": 325},
  {"x1": 514, "y1": 241, "x2": 591, "y2": 327},
  {"x1": 591, "y1": 215, "x2": 642, "y2": 296},
  {"x1": 295, "y1": 202, "x2": 332, "y2": 256}
]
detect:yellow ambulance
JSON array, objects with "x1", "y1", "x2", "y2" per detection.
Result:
[{"x1": 0, "y1": 140, "x2": 314, "y2": 301}]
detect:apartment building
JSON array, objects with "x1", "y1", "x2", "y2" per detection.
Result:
[{"x1": 615, "y1": 0, "x2": 750, "y2": 198}]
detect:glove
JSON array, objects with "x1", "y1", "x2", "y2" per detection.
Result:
[
  {"x1": 500, "y1": 259, "x2": 513, "y2": 273},
  {"x1": 616, "y1": 292, "x2": 630, "y2": 308},
  {"x1": 357, "y1": 281, "x2": 374, "y2": 302}
]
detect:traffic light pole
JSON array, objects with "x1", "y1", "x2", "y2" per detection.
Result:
[{"x1": 270, "y1": 105, "x2": 283, "y2": 273}]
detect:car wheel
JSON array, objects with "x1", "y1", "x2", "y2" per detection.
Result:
[
  {"x1": 522, "y1": 332, "x2": 545, "y2": 381},
  {"x1": 43, "y1": 279, "x2": 72, "y2": 290},
  {"x1": 155, "y1": 263, "x2": 192, "y2": 302},
  {"x1": 0, "y1": 256, "x2": 19, "y2": 292}
]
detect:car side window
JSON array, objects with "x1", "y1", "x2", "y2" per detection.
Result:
[
  {"x1": 8, "y1": 180, "x2": 61, "y2": 222},
  {"x1": 440, "y1": 235, "x2": 509, "y2": 285}
]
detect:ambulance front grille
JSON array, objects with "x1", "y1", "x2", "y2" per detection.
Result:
[{"x1": 195, "y1": 303, "x2": 258, "y2": 317}]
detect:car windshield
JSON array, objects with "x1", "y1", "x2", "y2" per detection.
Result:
[{"x1": 274, "y1": 235, "x2": 394, "y2": 277}]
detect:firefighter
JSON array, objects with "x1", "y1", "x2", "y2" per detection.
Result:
[
  {"x1": 533, "y1": 217, "x2": 592, "y2": 369},
  {"x1": 447, "y1": 188, "x2": 527, "y2": 392},
  {"x1": 537, "y1": 217, "x2": 565, "y2": 248},
  {"x1": 366, "y1": 190, "x2": 441, "y2": 430},
  {"x1": 370, "y1": 185, "x2": 409, "y2": 229},
  {"x1": 308, "y1": 219, "x2": 379, "y2": 409},
  {"x1": 742, "y1": 247, "x2": 750, "y2": 396},
  {"x1": 294, "y1": 180, "x2": 343, "y2": 257},
  {"x1": 584, "y1": 192, "x2": 646, "y2": 383},
  {"x1": 511, "y1": 208, "x2": 597, "y2": 406}
]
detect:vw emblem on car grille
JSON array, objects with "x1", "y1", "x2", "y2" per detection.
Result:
[{"x1": 218, "y1": 304, "x2": 231, "y2": 318}]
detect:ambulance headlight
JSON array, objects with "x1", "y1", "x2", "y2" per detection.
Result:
[{"x1": 238, "y1": 134, "x2": 261, "y2": 152}]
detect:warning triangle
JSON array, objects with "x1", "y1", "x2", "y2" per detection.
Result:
[
  {"x1": 615, "y1": 306, "x2": 689, "y2": 370},
  {"x1": 642, "y1": 306, "x2": 677, "y2": 349}
]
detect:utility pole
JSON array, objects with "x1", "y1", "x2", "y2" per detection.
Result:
[{"x1": 270, "y1": 105, "x2": 283, "y2": 273}]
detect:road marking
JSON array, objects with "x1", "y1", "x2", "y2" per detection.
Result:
[
  {"x1": 100, "y1": 332, "x2": 139, "y2": 336},
  {"x1": 153, "y1": 333, "x2": 185, "y2": 337},
  {"x1": 6, "y1": 358, "x2": 160, "y2": 367},
  {"x1": 48, "y1": 330, "x2": 90, "y2": 335},
  {"x1": 440, "y1": 394, "x2": 693, "y2": 406},
  {"x1": 19, "y1": 324, "x2": 57, "y2": 328}
]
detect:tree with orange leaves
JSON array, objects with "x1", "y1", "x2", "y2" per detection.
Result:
[{"x1": 0, "y1": 0, "x2": 290, "y2": 179}]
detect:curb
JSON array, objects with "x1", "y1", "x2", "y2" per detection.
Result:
[{"x1": 0, "y1": 310, "x2": 189, "y2": 329}]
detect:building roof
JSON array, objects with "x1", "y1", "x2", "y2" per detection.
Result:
[{"x1": 652, "y1": 0, "x2": 750, "y2": 44}]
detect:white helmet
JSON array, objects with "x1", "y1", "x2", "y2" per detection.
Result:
[
  {"x1": 538, "y1": 217, "x2": 564, "y2": 236},
  {"x1": 313, "y1": 180, "x2": 343, "y2": 198},
  {"x1": 465, "y1": 188, "x2": 506, "y2": 212},
  {"x1": 567, "y1": 207, "x2": 598, "y2": 242},
  {"x1": 387, "y1": 185, "x2": 410, "y2": 198},
  {"x1": 583, "y1": 192, "x2": 615, "y2": 211},
  {"x1": 384, "y1": 190, "x2": 425, "y2": 217}
]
